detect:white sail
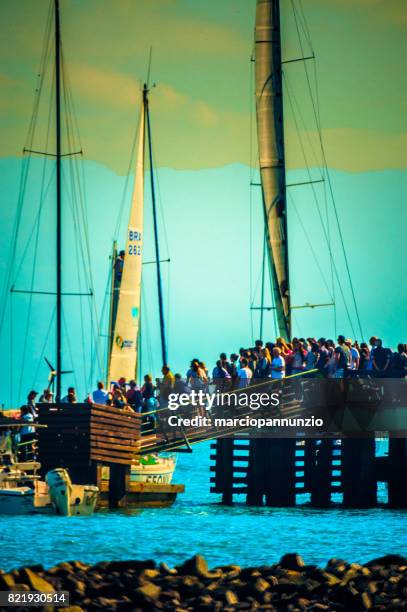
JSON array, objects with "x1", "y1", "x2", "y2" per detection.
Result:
[{"x1": 108, "y1": 101, "x2": 145, "y2": 383}]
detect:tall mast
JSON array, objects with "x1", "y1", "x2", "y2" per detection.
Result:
[
  {"x1": 55, "y1": 0, "x2": 62, "y2": 400},
  {"x1": 106, "y1": 240, "x2": 117, "y2": 384},
  {"x1": 255, "y1": 0, "x2": 291, "y2": 339},
  {"x1": 144, "y1": 84, "x2": 167, "y2": 367}
]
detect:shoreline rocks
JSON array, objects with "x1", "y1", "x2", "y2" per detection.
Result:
[{"x1": 1, "y1": 553, "x2": 406, "y2": 610}]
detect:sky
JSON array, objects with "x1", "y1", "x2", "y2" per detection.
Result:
[
  {"x1": 1, "y1": 0, "x2": 406, "y2": 172},
  {"x1": 0, "y1": 0, "x2": 406, "y2": 405}
]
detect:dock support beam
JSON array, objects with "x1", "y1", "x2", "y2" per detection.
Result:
[
  {"x1": 342, "y1": 437, "x2": 377, "y2": 508},
  {"x1": 388, "y1": 437, "x2": 407, "y2": 508}
]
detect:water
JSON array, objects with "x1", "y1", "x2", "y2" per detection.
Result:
[{"x1": 1, "y1": 442, "x2": 406, "y2": 572}]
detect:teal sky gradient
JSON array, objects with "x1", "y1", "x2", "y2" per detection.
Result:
[{"x1": 0, "y1": 157, "x2": 405, "y2": 406}]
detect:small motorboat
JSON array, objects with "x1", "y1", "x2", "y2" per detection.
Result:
[
  {"x1": 0, "y1": 462, "x2": 98, "y2": 516},
  {"x1": 45, "y1": 468, "x2": 99, "y2": 516},
  {"x1": 130, "y1": 453, "x2": 176, "y2": 484}
]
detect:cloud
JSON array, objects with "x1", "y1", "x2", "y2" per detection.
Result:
[
  {"x1": 286, "y1": 127, "x2": 407, "y2": 172},
  {"x1": 71, "y1": 65, "x2": 139, "y2": 110}
]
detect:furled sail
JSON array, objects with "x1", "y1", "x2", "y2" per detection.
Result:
[
  {"x1": 108, "y1": 100, "x2": 145, "y2": 383},
  {"x1": 255, "y1": 0, "x2": 291, "y2": 339}
]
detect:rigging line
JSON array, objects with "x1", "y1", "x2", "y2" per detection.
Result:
[
  {"x1": 62, "y1": 307, "x2": 79, "y2": 393},
  {"x1": 113, "y1": 99, "x2": 141, "y2": 242},
  {"x1": 250, "y1": 256, "x2": 264, "y2": 310},
  {"x1": 290, "y1": 0, "x2": 364, "y2": 340},
  {"x1": 288, "y1": 192, "x2": 333, "y2": 299},
  {"x1": 262, "y1": 222, "x2": 279, "y2": 339},
  {"x1": 62, "y1": 69, "x2": 88, "y2": 392},
  {"x1": 0, "y1": 157, "x2": 31, "y2": 335},
  {"x1": 9, "y1": 293, "x2": 13, "y2": 408},
  {"x1": 17, "y1": 76, "x2": 55, "y2": 401},
  {"x1": 61, "y1": 58, "x2": 104, "y2": 379},
  {"x1": 11, "y1": 165, "x2": 55, "y2": 286},
  {"x1": 295, "y1": 0, "x2": 314, "y2": 57},
  {"x1": 60, "y1": 164, "x2": 88, "y2": 391},
  {"x1": 151, "y1": 145, "x2": 170, "y2": 260},
  {"x1": 283, "y1": 71, "x2": 322, "y2": 173},
  {"x1": 24, "y1": 3, "x2": 53, "y2": 150},
  {"x1": 249, "y1": 47, "x2": 255, "y2": 344},
  {"x1": 166, "y1": 259, "x2": 170, "y2": 361},
  {"x1": 30, "y1": 306, "x2": 56, "y2": 394},
  {"x1": 284, "y1": 67, "x2": 337, "y2": 327},
  {"x1": 18, "y1": 102, "x2": 51, "y2": 396},
  {"x1": 283, "y1": 75, "x2": 357, "y2": 338},
  {"x1": 2, "y1": 63, "x2": 56, "y2": 333},
  {"x1": 291, "y1": 309, "x2": 303, "y2": 339},
  {"x1": 141, "y1": 281, "x2": 154, "y2": 376}
]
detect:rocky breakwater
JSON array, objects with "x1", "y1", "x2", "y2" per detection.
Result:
[{"x1": 1, "y1": 553, "x2": 407, "y2": 610}]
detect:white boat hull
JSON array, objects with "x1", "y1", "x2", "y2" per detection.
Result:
[
  {"x1": 130, "y1": 454, "x2": 176, "y2": 485},
  {"x1": 0, "y1": 487, "x2": 51, "y2": 515}
]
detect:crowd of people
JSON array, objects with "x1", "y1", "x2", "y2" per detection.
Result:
[
  {"x1": 16, "y1": 334, "x2": 405, "y2": 416},
  {"x1": 24, "y1": 334, "x2": 406, "y2": 410},
  {"x1": 12, "y1": 334, "x2": 405, "y2": 459}
]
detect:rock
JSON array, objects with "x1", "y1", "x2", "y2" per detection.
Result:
[
  {"x1": 135, "y1": 580, "x2": 161, "y2": 601},
  {"x1": 11, "y1": 583, "x2": 30, "y2": 591},
  {"x1": 365, "y1": 554, "x2": 407, "y2": 567},
  {"x1": 105, "y1": 559, "x2": 156, "y2": 573},
  {"x1": 253, "y1": 577, "x2": 270, "y2": 593},
  {"x1": 19, "y1": 568, "x2": 55, "y2": 593},
  {"x1": 279, "y1": 554, "x2": 305, "y2": 571},
  {"x1": 325, "y1": 559, "x2": 349, "y2": 576},
  {"x1": 47, "y1": 562, "x2": 74, "y2": 577},
  {"x1": 177, "y1": 555, "x2": 221, "y2": 579},
  {"x1": 159, "y1": 561, "x2": 177, "y2": 575},
  {"x1": 66, "y1": 561, "x2": 89, "y2": 572},
  {"x1": 224, "y1": 590, "x2": 239, "y2": 605},
  {"x1": 219, "y1": 564, "x2": 241, "y2": 580},
  {"x1": 94, "y1": 597, "x2": 119, "y2": 609},
  {"x1": 0, "y1": 573, "x2": 15, "y2": 589},
  {"x1": 139, "y1": 568, "x2": 160, "y2": 580}
]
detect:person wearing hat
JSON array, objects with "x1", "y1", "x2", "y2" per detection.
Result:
[{"x1": 26, "y1": 390, "x2": 38, "y2": 418}]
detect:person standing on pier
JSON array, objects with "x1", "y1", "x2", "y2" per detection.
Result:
[
  {"x1": 237, "y1": 358, "x2": 253, "y2": 388},
  {"x1": 334, "y1": 336, "x2": 350, "y2": 378},
  {"x1": 270, "y1": 347, "x2": 285, "y2": 380},
  {"x1": 391, "y1": 344, "x2": 407, "y2": 378},
  {"x1": 61, "y1": 387, "x2": 78, "y2": 403},
  {"x1": 372, "y1": 339, "x2": 391, "y2": 377},
  {"x1": 254, "y1": 347, "x2": 271, "y2": 379},
  {"x1": 91, "y1": 381, "x2": 109, "y2": 405},
  {"x1": 26, "y1": 390, "x2": 38, "y2": 418},
  {"x1": 291, "y1": 340, "x2": 307, "y2": 375},
  {"x1": 160, "y1": 365, "x2": 175, "y2": 403}
]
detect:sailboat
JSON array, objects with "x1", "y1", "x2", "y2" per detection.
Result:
[
  {"x1": 0, "y1": 0, "x2": 186, "y2": 509},
  {"x1": 105, "y1": 84, "x2": 176, "y2": 485},
  {"x1": 253, "y1": 0, "x2": 362, "y2": 341}
]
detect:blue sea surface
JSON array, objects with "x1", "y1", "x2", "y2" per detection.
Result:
[{"x1": 1, "y1": 441, "x2": 406, "y2": 572}]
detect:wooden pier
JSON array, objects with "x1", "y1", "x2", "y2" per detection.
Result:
[
  {"x1": 210, "y1": 434, "x2": 407, "y2": 508},
  {"x1": 208, "y1": 376, "x2": 407, "y2": 508},
  {"x1": 36, "y1": 403, "x2": 184, "y2": 509}
]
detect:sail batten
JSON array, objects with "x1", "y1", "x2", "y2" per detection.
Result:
[
  {"x1": 255, "y1": 0, "x2": 291, "y2": 339},
  {"x1": 108, "y1": 100, "x2": 145, "y2": 383}
]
